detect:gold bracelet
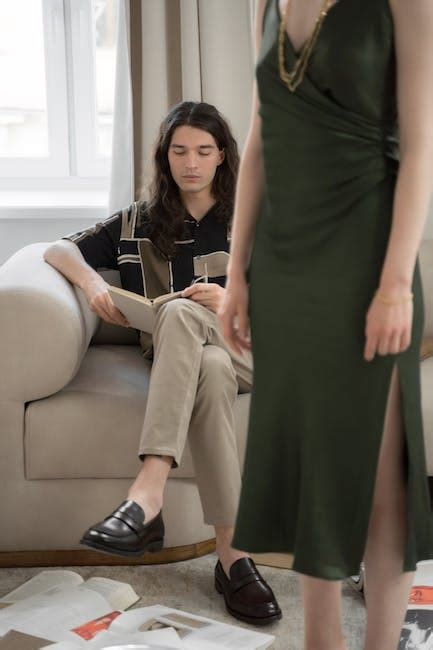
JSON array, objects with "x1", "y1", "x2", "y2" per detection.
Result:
[{"x1": 375, "y1": 291, "x2": 413, "y2": 306}]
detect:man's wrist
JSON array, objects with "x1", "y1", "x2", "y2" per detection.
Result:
[{"x1": 79, "y1": 271, "x2": 106, "y2": 292}]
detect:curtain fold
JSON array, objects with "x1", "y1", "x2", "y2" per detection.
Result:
[
  {"x1": 108, "y1": 0, "x2": 134, "y2": 214},
  {"x1": 109, "y1": 0, "x2": 257, "y2": 215}
]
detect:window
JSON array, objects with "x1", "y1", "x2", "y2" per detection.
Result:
[{"x1": 0, "y1": 0, "x2": 119, "y2": 185}]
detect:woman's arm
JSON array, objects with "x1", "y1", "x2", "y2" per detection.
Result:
[
  {"x1": 217, "y1": 0, "x2": 268, "y2": 353},
  {"x1": 226, "y1": 0, "x2": 267, "y2": 279},
  {"x1": 364, "y1": 0, "x2": 433, "y2": 361},
  {"x1": 378, "y1": 0, "x2": 433, "y2": 294}
]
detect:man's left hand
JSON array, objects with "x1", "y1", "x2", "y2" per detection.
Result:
[{"x1": 181, "y1": 282, "x2": 225, "y2": 313}]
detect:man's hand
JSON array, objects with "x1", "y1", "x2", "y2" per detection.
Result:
[
  {"x1": 181, "y1": 282, "x2": 225, "y2": 313},
  {"x1": 81, "y1": 274, "x2": 130, "y2": 327}
]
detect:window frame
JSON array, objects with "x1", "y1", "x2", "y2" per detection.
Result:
[{"x1": 0, "y1": 0, "x2": 113, "y2": 185}]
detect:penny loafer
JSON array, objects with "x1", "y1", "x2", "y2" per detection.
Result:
[
  {"x1": 80, "y1": 499, "x2": 164, "y2": 557},
  {"x1": 215, "y1": 557, "x2": 282, "y2": 626}
]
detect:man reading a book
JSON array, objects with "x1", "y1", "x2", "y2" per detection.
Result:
[{"x1": 43, "y1": 101, "x2": 281, "y2": 627}]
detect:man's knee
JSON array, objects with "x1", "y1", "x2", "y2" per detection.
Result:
[
  {"x1": 200, "y1": 345, "x2": 238, "y2": 387},
  {"x1": 156, "y1": 297, "x2": 206, "y2": 323}
]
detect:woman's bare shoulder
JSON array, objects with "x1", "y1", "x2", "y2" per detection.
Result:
[
  {"x1": 388, "y1": 0, "x2": 433, "y2": 29},
  {"x1": 388, "y1": 0, "x2": 433, "y2": 155}
]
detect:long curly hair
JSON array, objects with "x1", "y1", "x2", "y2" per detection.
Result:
[{"x1": 138, "y1": 101, "x2": 240, "y2": 260}]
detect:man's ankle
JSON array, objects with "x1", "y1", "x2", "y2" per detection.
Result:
[{"x1": 126, "y1": 489, "x2": 162, "y2": 518}]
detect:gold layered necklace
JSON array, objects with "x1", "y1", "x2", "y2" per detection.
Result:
[{"x1": 278, "y1": 0, "x2": 336, "y2": 91}]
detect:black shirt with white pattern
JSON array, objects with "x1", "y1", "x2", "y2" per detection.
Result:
[{"x1": 61, "y1": 199, "x2": 231, "y2": 297}]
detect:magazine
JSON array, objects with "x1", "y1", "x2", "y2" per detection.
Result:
[
  {"x1": 0, "y1": 572, "x2": 275, "y2": 649},
  {"x1": 398, "y1": 560, "x2": 433, "y2": 649}
]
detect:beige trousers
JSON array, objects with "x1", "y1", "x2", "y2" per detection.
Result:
[{"x1": 138, "y1": 297, "x2": 253, "y2": 526}]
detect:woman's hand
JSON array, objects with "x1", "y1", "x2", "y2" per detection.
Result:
[
  {"x1": 216, "y1": 271, "x2": 251, "y2": 356},
  {"x1": 363, "y1": 290, "x2": 413, "y2": 361},
  {"x1": 181, "y1": 282, "x2": 225, "y2": 314}
]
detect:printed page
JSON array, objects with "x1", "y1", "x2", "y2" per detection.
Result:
[
  {"x1": 156, "y1": 611, "x2": 274, "y2": 650},
  {"x1": 398, "y1": 561, "x2": 433, "y2": 649},
  {"x1": 81, "y1": 626, "x2": 184, "y2": 649},
  {"x1": 0, "y1": 571, "x2": 83, "y2": 605},
  {"x1": 41, "y1": 627, "x2": 184, "y2": 649},
  {"x1": 0, "y1": 584, "x2": 111, "y2": 643},
  {"x1": 108, "y1": 605, "x2": 275, "y2": 649}
]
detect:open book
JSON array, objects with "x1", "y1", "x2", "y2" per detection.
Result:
[
  {"x1": 0, "y1": 570, "x2": 139, "y2": 644},
  {"x1": 0, "y1": 570, "x2": 139, "y2": 612},
  {"x1": 108, "y1": 274, "x2": 209, "y2": 335},
  {"x1": 108, "y1": 285, "x2": 184, "y2": 334},
  {"x1": 108, "y1": 249, "x2": 231, "y2": 335}
]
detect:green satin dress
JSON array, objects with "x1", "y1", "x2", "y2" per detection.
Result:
[{"x1": 231, "y1": 0, "x2": 433, "y2": 579}]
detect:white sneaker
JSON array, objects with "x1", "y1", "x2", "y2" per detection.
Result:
[{"x1": 347, "y1": 561, "x2": 366, "y2": 598}]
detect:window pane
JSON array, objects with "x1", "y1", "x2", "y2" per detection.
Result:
[
  {"x1": 0, "y1": 1, "x2": 49, "y2": 157},
  {"x1": 93, "y1": 0, "x2": 118, "y2": 158}
]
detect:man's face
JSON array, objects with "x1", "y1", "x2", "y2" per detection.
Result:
[{"x1": 167, "y1": 125, "x2": 225, "y2": 197}]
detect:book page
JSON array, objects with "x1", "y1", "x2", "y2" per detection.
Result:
[
  {"x1": 108, "y1": 285, "x2": 152, "y2": 306},
  {"x1": 108, "y1": 605, "x2": 275, "y2": 649},
  {"x1": 83, "y1": 577, "x2": 139, "y2": 611},
  {"x1": 153, "y1": 290, "x2": 184, "y2": 305},
  {"x1": 41, "y1": 627, "x2": 184, "y2": 649},
  {"x1": 0, "y1": 571, "x2": 83, "y2": 605},
  {"x1": 0, "y1": 585, "x2": 111, "y2": 643}
]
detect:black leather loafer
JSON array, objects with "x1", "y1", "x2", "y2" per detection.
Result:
[
  {"x1": 80, "y1": 500, "x2": 164, "y2": 557},
  {"x1": 215, "y1": 557, "x2": 282, "y2": 626}
]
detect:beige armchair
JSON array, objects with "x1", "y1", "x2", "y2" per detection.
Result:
[
  {"x1": 0, "y1": 242, "x2": 251, "y2": 567},
  {"x1": 0, "y1": 240, "x2": 432, "y2": 568}
]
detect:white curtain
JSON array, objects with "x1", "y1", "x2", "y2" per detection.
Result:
[
  {"x1": 108, "y1": 0, "x2": 134, "y2": 215},
  {"x1": 108, "y1": 0, "x2": 258, "y2": 216}
]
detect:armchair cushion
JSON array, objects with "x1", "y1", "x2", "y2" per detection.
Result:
[
  {"x1": 24, "y1": 338, "x2": 251, "y2": 482},
  {"x1": 25, "y1": 344, "x2": 196, "y2": 479}
]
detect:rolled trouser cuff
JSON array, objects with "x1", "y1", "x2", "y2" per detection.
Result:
[{"x1": 138, "y1": 447, "x2": 179, "y2": 469}]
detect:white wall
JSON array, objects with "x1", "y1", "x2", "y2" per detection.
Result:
[
  {"x1": 0, "y1": 213, "x2": 104, "y2": 265},
  {"x1": 2, "y1": 199, "x2": 433, "y2": 267}
]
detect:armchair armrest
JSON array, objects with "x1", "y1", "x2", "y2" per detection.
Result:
[{"x1": 0, "y1": 243, "x2": 99, "y2": 402}]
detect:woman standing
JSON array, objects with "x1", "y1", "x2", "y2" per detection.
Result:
[{"x1": 219, "y1": 0, "x2": 433, "y2": 648}]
